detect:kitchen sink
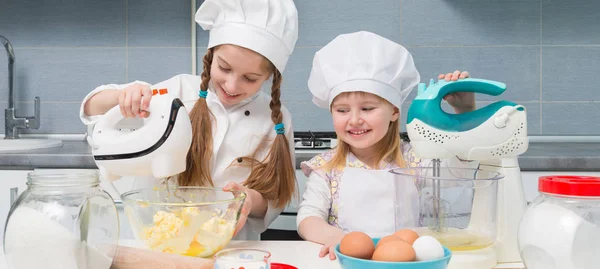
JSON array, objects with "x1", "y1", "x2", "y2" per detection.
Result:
[{"x1": 0, "y1": 139, "x2": 63, "y2": 152}]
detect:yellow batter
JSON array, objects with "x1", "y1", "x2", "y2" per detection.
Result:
[{"x1": 141, "y1": 207, "x2": 235, "y2": 257}]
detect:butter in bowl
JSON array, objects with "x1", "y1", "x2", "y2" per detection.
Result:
[{"x1": 122, "y1": 186, "x2": 246, "y2": 258}]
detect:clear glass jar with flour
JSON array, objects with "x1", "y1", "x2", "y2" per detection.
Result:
[
  {"x1": 3, "y1": 170, "x2": 119, "y2": 269},
  {"x1": 518, "y1": 175, "x2": 600, "y2": 269}
]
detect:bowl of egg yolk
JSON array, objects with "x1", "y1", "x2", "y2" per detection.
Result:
[
  {"x1": 121, "y1": 186, "x2": 246, "y2": 258},
  {"x1": 334, "y1": 229, "x2": 452, "y2": 269}
]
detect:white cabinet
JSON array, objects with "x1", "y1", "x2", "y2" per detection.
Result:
[
  {"x1": 0, "y1": 170, "x2": 31, "y2": 243},
  {"x1": 267, "y1": 169, "x2": 307, "y2": 231}
]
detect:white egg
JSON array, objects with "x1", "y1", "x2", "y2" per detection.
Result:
[{"x1": 412, "y1": 236, "x2": 445, "y2": 261}]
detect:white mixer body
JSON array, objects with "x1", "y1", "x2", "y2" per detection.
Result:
[
  {"x1": 407, "y1": 105, "x2": 529, "y2": 161},
  {"x1": 88, "y1": 91, "x2": 193, "y2": 181}
]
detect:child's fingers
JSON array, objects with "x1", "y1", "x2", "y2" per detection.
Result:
[
  {"x1": 438, "y1": 73, "x2": 445, "y2": 79},
  {"x1": 329, "y1": 246, "x2": 337, "y2": 260},
  {"x1": 241, "y1": 200, "x2": 251, "y2": 216},
  {"x1": 141, "y1": 87, "x2": 152, "y2": 110},
  {"x1": 222, "y1": 181, "x2": 238, "y2": 191},
  {"x1": 140, "y1": 111, "x2": 150, "y2": 118},
  {"x1": 131, "y1": 90, "x2": 142, "y2": 117},
  {"x1": 123, "y1": 91, "x2": 134, "y2": 118},
  {"x1": 459, "y1": 71, "x2": 470, "y2": 79},
  {"x1": 444, "y1": 73, "x2": 452, "y2": 81},
  {"x1": 318, "y1": 246, "x2": 329, "y2": 258},
  {"x1": 451, "y1": 70, "x2": 461, "y2": 81}
]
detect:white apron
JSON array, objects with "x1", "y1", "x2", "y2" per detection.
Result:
[{"x1": 337, "y1": 167, "x2": 419, "y2": 238}]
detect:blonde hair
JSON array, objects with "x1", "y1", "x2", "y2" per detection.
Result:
[
  {"x1": 323, "y1": 92, "x2": 406, "y2": 171},
  {"x1": 178, "y1": 47, "x2": 296, "y2": 208}
]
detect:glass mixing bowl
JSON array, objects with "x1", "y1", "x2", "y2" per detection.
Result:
[
  {"x1": 390, "y1": 167, "x2": 502, "y2": 251},
  {"x1": 121, "y1": 186, "x2": 246, "y2": 258}
]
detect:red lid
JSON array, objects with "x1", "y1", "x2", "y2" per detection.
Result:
[
  {"x1": 271, "y1": 263, "x2": 297, "y2": 269},
  {"x1": 539, "y1": 176, "x2": 600, "y2": 197}
]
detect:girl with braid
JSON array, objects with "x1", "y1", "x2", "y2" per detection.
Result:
[{"x1": 79, "y1": 0, "x2": 299, "y2": 240}]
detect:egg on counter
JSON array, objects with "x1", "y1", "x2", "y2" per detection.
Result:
[
  {"x1": 372, "y1": 240, "x2": 416, "y2": 262},
  {"x1": 339, "y1": 231, "x2": 375, "y2": 259},
  {"x1": 412, "y1": 235, "x2": 445, "y2": 261}
]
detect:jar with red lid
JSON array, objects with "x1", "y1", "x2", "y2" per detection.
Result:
[{"x1": 518, "y1": 176, "x2": 600, "y2": 269}]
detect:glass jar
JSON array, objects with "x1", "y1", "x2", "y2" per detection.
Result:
[
  {"x1": 3, "y1": 170, "x2": 119, "y2": 269},
  {"x1": 518, "y1": 175, "x2": 600, "y2": 269}
]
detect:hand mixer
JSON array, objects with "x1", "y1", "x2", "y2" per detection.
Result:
[
  {"x1": 406, "y1": 78, "x2": 529, "y2": 268},
  {"x1": 87, "y1": 88, "x2": 193, "y2": 194}
]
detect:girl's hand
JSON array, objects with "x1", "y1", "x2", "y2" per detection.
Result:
[
  {"x1": 117, "y1": 83, "x2": 152, "y2": 118},
  {"x1": 318, "y1": 234, "x2": 345, "y2": 260},
  {"x1": 223, "y1": 181, "x2": 251, "y2": 237},
  {"x1": 438, "y1": 70, "x2": 475, "y2": 113}
]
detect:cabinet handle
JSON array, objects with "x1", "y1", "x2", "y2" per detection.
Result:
[{"x1": 10, "y1": 187, "x2": 18, "y2": 207}]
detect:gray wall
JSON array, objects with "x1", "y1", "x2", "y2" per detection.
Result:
[{"x1": 0, "y1": 0, "x2": 598, "y2": 135}]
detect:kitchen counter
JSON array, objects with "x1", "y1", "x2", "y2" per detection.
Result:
[
  {"x1": 0, "y1": 139, "x2": 599, "y2": 171},
  {"x1": 0, "y1": 240, "x2": 525, "y2": 269},
  {"x1": 0, "y1": 140, "x2": 93, "y2": 169}
]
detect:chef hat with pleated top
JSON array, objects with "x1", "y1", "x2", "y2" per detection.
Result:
[
  {"x1": 308, "y1": 31, "x2": 421, "y2": 110},
  {"x1": 195, "y1": 0, "x2": 298, "y2": 72}
]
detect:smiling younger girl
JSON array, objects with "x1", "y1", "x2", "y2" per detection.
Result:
[{"x1": 296, "y1": 31, "x2": 476, "y2": 259}]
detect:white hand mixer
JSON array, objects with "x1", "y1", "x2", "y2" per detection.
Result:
[
  {"x1": 87, "y1": 88, "x2": 193, "y2": 194},
  {"x1": 406, "y1": 78, "x2": 529, "y2": 268}
]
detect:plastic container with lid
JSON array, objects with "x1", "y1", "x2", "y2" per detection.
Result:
[{"x1": 518, "y1": 175, "x2": 600, "y2": 269}]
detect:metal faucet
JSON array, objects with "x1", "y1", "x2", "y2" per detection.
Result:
[{"x1": 1, "y1": 35, "x2": 40, "y2": 139}]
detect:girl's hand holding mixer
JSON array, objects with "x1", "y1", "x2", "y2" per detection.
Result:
[{"x1": 116, "y1": 83, "x2": 153, "y2": 118}]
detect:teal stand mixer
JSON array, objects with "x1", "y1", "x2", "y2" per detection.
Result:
[{"x1": 405, "y1": 78, "x2": 529, "y2": 268}]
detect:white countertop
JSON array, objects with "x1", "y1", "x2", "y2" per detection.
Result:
[{"x1": 0, "y1": 240, "x2": 525, "y2": 269}]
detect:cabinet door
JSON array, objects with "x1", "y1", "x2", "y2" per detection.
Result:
[{"x1": 0, "y1": 170, "x2": 32, "y2": 242}]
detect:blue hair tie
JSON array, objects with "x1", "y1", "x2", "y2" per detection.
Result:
[
  {"x1": 199, "y1": 90, "x2": 208, "y2": 99},
  {"x1": 274, "y1": 123, "x2": 285, "y2": 134}
]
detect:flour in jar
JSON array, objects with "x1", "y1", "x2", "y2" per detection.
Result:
[{"x1": 4, "y1": 207, "x2": 113, "y2": 269}]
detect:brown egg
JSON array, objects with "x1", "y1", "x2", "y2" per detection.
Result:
[
  {"x1": 372, "y1": 240, "x2": 416, "y2": 262},
  {"x1": 394, "y1": 229, "x2": 420, "y2": 245},
  {"x1": 339, "y1": 231, "x2": 375, "y2": 259},
  {"x1": 376, "y1": 235, "x2": 403, "y2": 248}
]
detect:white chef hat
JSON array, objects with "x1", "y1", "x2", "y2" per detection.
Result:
[
  {"x1": 195, "y1": 0, "x2": 299, "y2": 72},
  {"x1": 308, "y1": 31, "x2": 420, "y2": 109}
]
